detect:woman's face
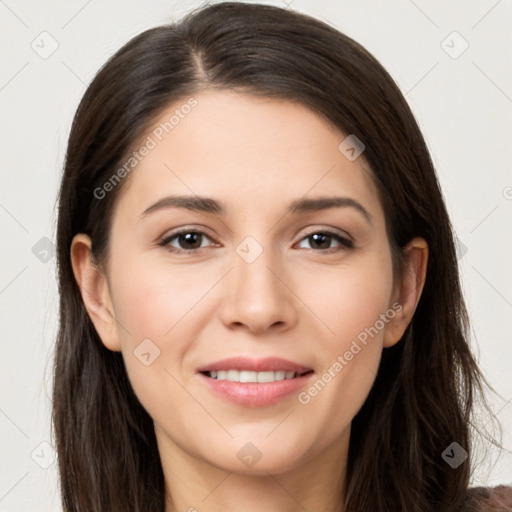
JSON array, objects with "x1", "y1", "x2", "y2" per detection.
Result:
[{"x1": 81, "y1": 90, "x2": 418, "y2": 476}]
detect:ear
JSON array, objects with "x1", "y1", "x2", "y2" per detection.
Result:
[
  {"x1": 383, "y1": 237, "x2": 429, "y2": 348},
  {"x1": 70, "y1": 233, "x2": 121, "y2": 352}
]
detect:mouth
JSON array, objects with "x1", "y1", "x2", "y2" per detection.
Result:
[
  {"x1": 196, "y1": 356, "x2": 314, "y2": 380},
  {"x1": 200, "y1": 369, "x2": 314, "y2": 383},
  {"x1": 196, "y1": 356, "x2": 315, "y2": 407}
]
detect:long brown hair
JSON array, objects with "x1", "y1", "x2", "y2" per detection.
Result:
[{"x1": 53, "y1": 2, "x2": 493, "y2": 510}]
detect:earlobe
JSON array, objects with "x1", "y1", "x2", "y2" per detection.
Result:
[
  {"x1": 383, "y1": 237, "x2": 429, "y2": 348},
  {"x1": 70, "y1": 233, "x2": 121, "y2": 352}
]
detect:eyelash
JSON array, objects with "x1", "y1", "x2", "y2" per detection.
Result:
[{"x1": 158, "y1": 228, "x2": 354, "y2": 255}]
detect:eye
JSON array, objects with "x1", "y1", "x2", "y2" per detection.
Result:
[
  {"x1": 158, "y1": 228, "x2": 354, "y2": 255},
  {"x1": 159, "y1": 230, "x2": 216, "y2": 253},
  {"x1": 296, "y1": 230, "x2": 354, "y2": 252}
]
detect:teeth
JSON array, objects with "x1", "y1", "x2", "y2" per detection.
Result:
[{"x1": 207, "y1": 370, "x2": 298, "y2": 382}]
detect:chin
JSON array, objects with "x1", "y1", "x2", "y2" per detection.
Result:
[{"x1": 202, "y1": 438, "x2": 310, "y2": 476}]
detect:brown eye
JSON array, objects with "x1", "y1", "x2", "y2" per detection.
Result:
[
  {"x1": 160, "y1": 230, "x2": 214, "y2": 253},
  {"x1": 297, "y1": 230, "x2": 354, "y2": 252}
]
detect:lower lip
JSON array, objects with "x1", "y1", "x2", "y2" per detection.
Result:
[{"x1": 198, "y1": 372, "x2": 314, "y2": 407}]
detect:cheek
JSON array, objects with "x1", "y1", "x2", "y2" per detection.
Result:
[
  {"x1": 107, "y1": 256, "x2": 198, "y2": 387},
  {"x1": 293, "y1": 255, "x2": 393, "y2": 423},
  {"x1": 110, "y1": 255, "x2": 209, "y2": 343},
  {"x1": 108, "y1": 258, "x2": 204, "y2": 421},
  {"x1": 300, "y1": 256, "x2": 394, "y2": 349}
]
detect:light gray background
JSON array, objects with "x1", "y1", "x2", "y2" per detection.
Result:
[{"x1": 0, "y1": 0, "x2": 511, "y2": 510}]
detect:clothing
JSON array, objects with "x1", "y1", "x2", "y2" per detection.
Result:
[{"x1": 466, "y1": 485, "x2": 512, "y2": 511}]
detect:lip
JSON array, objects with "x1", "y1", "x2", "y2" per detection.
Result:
[
  {"x1": 198, "y1": 373, "x2": 314, "y2": 407},
  {"x1": 196, "y1": 356, "x2": 314, "y2": 407},
  {"x1": 196, "y1": 356, "x2": 313, "y2": 374}
]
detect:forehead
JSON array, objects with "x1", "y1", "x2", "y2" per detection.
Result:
[{"x1": 112, "y1": 90, "x2": 383, "y2": 223}]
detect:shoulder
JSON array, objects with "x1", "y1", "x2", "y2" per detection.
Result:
[{"x1": 465, "y1": 485, "x2": 512, "y2": 511}]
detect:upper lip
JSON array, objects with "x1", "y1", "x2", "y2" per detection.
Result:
[{"x1": 197, "y1": 357, "x2": 313, "y2": 375}]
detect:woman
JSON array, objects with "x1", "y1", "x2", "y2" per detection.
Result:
[{"x1": 52, "y1": 2, "x2": 511, "y2": 511}]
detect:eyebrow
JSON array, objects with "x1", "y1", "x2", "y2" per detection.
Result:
[{"x1": 140, "y1": 194, "x2": 373, "y2": 225}]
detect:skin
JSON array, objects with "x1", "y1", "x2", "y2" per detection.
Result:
[{"x1": 71, "y1": 90, "x2": 428, "y2": 512}]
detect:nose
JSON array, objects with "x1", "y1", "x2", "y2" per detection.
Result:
[{"x1": 219, "y1": 245, "x2": 298, "y2": 335}]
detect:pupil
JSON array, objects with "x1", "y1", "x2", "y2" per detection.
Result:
[
  {"x1": 180, "y1": 232, "x2": 201, "y2": 249},
  {"x1": 311, "y1": 233, "x2": 330, "y2": 249}
]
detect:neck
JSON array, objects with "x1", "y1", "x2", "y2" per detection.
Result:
[{"x1": 157, "y1": 424, "x2": 349, "y2": 512}]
